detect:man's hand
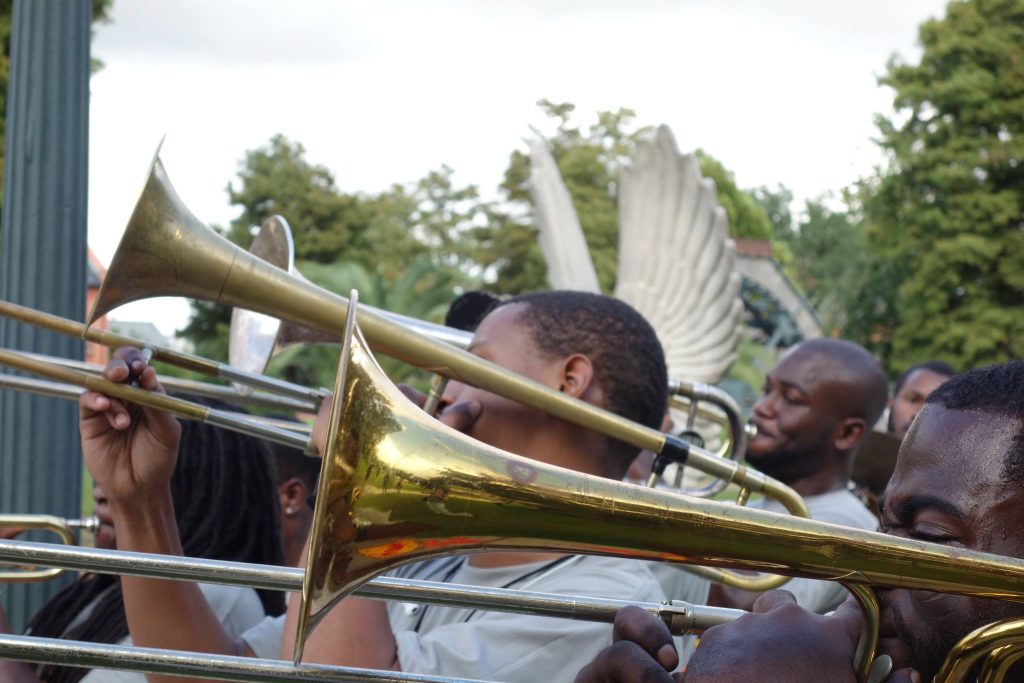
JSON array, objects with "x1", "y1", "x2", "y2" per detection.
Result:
[
  {"x1": 79, "y1": 347, "x2": 181, "y2": 506},
  {"x1": 575, "y1": 606, "x2": 681, "y2": 683},
  {"x1": 683, "y1": 590, "x2": 860, "y2": 683}
]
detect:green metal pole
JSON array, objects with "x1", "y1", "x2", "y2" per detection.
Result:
[{"x1": 0, "y1": 0, "x2": 91, "y2": 631}]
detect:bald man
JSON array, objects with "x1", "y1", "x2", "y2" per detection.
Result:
[{"x1": 706, "y1": 338, "x2": 888, "y2": 613}]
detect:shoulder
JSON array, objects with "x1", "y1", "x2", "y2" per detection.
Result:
[{"x1": 805, "y1": 489, "x2": 877, "y2": 530}]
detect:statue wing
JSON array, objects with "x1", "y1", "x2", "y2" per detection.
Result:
[
  {"x1": 528, "y1": 139, "x2": 601, "y2": 293},
  {"x1": 615, "y1": 125, "x2": 743, "y2": 383}
]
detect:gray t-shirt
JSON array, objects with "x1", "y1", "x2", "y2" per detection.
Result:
[
  {"x1": 241, "y1": 558, "x2": 464, "y2": 660},
  {"x1": 757, "y1": 487, "x2": 878, "y2": 613},
  {"x1": 247, "y1": 555, "x2": 666, "y2": 681},
  {"x1": 648, "y1": 488, "x2": 877, "y2": 617},
  {"x1": 389, "y1": 555, "x2": 666, "y2": 682}
]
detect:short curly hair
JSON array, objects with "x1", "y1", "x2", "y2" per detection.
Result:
[
  {"x1": 497, "y1": 291, "x2": 668, "y2": 477},
  {"x1": 925, "y1": 360, "x2": 1024, "y2": 485}
]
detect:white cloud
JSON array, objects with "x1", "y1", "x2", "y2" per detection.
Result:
[{"x1": 88, "y1": 0, "x2": 948, "y2": 336}]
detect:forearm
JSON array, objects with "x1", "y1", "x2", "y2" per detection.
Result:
[
  {"x1": 282, "y1": 594, "x2": 398, "y2": 670},
  {"x1": 110, "y1": 493, "x2": 245, "y2": 683}
]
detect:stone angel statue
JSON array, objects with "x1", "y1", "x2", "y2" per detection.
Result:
[{"x1": 528, "y1": 125, "x2": 743, "y2": 385}]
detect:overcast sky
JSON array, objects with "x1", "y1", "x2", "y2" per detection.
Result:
[{"x1": 88, "y1": 0, "x2": 950, "y2": 335}]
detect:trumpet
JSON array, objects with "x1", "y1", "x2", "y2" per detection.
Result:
[{"x1": 0, "y1": 514, "x2": 100, "y2": 582}]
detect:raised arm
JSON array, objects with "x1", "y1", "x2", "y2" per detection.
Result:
[{"x1": 79, "y1": 348, "x2": 253, "y2": 683}]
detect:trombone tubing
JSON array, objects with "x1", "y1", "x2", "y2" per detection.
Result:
[
  {"x1": 89, "y1": 203, "x2": 798, "y2": 508},
  {"x1": 14, "y1": 352, "x2": 319, "y2": 413},
  {"x1": 0, "y1": 372, "x2": 313, "y2": 437},
  {"x1": 0, "y1": 300, "x2": 327, "y2": 406},
  {"x1": 0, "y1": 634, "x2": 487, "y2": 683},
  {"x1": 0, "y1": 539, "x2": 740, "y2": 636},
  {"x1": 0, "y1": 349, "x2": 314, "y2": 454}
]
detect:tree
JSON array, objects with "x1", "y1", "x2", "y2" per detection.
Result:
[
  {"x1": 268, "y1": 258, "x2": 458, "y2": 390},
  {"x1": 493, "y1": 100, "x2": 780, "y2": 294},
  {"x1": 225, "y1": 135, "x2": 371, "y2": 262},
  {"x1": 862, "y1": 0, "x2": 1024, "y2": 371}
]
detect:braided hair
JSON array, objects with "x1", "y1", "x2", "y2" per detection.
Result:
[{"x1": 28, "y1": 398, "x2": 285, "y2": 683}]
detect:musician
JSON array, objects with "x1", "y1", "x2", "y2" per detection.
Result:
[
  {"x1": 79, "y1": 290, "x2": 671, "y2": 683},
  {"x1": 265, "y1": 437, "x2": 319, "y2": 567},
  {"x1": 576, "y1": 360, "x2": 1024, "y2": 683},
  {"x1": 0, "y1": 410, "x2": 284, "y2": 683},
  {"x1": 705, "y1": 338, "x2": 887, "y2": 614},
  {"x1": 887, "y1": 360, "x2": 954, "y2": 439}
]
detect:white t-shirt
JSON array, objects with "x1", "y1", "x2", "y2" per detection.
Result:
[
  {"x1": 245, "y1": 556, "x2": 667, "y2": 681},
  {"x1": 756, "y1": 487, "x2": 878, "y2": 613},
  {"x1": 389, "y1": 555, "x2": 666, "y2": 682},
  {"x1": 648, "y1": 488, "x2": 877, "y2": 617},
  {"x1": 78, "y1": 583, "x2": 265, "y2": 683},
  {"x1": 241, "y1": 558, "x2": 464, "y2": 660}
]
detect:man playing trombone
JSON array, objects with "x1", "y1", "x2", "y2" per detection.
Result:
[
  {"x1": 577, "y1": 360, "x2": 1024, "y2": 683},
  {"x1": 78, "y1": 291, "x2": 674, "y2": 682}
]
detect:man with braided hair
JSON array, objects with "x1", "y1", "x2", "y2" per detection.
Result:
[{"x1": 79, "y1": 290, "x2": 671, "y2": 683}]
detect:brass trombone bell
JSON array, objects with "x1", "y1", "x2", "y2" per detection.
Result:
[{"x1": 0, "y1": 514, "x2": 100, "y2": 582}]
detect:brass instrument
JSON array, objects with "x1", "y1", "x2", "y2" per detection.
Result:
[
  {"x1": 0, "y1": 514, "x2": 100, "y2": 582},
  {"x1": 229, "y1": 214, "x2": 755, "y2": 501},
  {"x1": 82, "y1": 157, "x2": 772, "y2": 507},
  {"x1": 5, "y1": 306, "x2": 1024, "y2": 680},
  {"x1": 0, "y1": 299, "x2": 327, "y2": 410}
]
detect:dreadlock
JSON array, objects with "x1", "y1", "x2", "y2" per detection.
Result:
[
  {"x1": 497, "y1": 291, "x2": 668, "y2": 478},
  {"x1": 29, "y1": 397, "x2": 284, "y2": 683}
]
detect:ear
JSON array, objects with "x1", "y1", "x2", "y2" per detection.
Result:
[
  {"x1": 833, "y1": 417, "x2": 867, "y2": 452},
  {"x1": 278, "y1": 477, "x2": 311, "y2": 516},
  {"x1": 557, "y1": 353, "x2": 596, "y2": 401}
]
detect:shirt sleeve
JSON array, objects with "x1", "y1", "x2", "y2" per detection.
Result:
[
  {"x1": 198, "y1": 582, "x2": 267, "y2": 638},
  {"x1": 394, "y1": 561, "x2": 666, "y2": 682},
  {"x1": 241, "y1": 614, "x2": 287, "y2": 660},
  {"x1": 778, "y1": 492, "x2": 879, "y2": 613}
]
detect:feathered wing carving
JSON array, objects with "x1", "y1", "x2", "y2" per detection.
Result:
[
  {"x1": 527, "y1": 139, "x2": 601, "y2": 293},
  {"x1": 615, "y1": 126, "x2": 743, "y2": 383}
]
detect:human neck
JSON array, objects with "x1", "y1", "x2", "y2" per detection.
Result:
[
  {"x1": 786, "y1": 461, "x2": 850, "y2": 498},
  {"x1": 468, "y1": 551, "x2": 567, "y2": 568}
]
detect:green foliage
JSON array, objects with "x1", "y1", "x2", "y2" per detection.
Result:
[
  {"x1": 267, "y1": 258, "x2": 456, "y2": 390},
  {"x1": 862, "y1": 0, "x2": 1024, "y2": 371},
  {"x1": 497, "y1": 100, "x2": 653, "y2": 293},
  {"x1": 695, "y1": 151, "x2": 773, "y2": 241},
  {"x1": 225, "y1": 135, "x2": 370, "y2": 262}
]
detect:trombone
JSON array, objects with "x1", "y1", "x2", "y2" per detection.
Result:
[
  {"x1": 0, "y1": 514, "x2": 100, "y2": 582},
  {"x1": 3, "y1": 307, "x2": 1024, "y2": 680}
]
